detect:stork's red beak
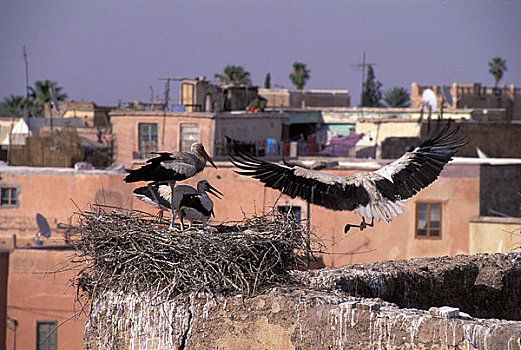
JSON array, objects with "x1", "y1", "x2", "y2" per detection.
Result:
[{"x1": 203, "y1": 150, "x2": 217, "y2": 169}]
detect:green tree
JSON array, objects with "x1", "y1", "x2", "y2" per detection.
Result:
[
  {"x1": 0, "y1": 94, "x2": 27, "y2": 118},
  {"x1": 360, "y1": 65, "x2": 382, "y2": 107},
  {"x1": 28, "y1": 79, "x2": 68, "y2": 117},
  {"x1": 264, "y1": 73, "x2": 271, "y2": 89},
  {"x1": 383, "y1": 87, "x2": 410, "y2": 108},
  {"x1": 289, "y1": 62, "x2": 310, "y2": 90},
  {"x1": 214, "y1": 65, "x2": 251, "y2": 86},
  {"x1": 488, "y1": 57, "x2": 507, "y2": 88}
]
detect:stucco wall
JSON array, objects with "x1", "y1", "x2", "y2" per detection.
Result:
[
  {"x1": 213, "y1": 113, "x2": 287, "y2": 150},
  {"x1": 110, "y1": 111, "x2": 216, "y2": 167},
  {"x1": 258, "y1": 88, "x2": 350, "y2": 108},
  {"x1": 469, "y1": 216, "x2": 521, "y2": 254},
  {"x1": 0, "y1": 167, "x2": 131, "y2": 244},
  {"x1": 6, "y1": 249, "x2": 86, "y2": 350},
  {"x1": 110, "y1": 110, "x2": 287, "y2": 167}
]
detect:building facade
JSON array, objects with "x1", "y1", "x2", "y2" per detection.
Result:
[
  {"x1": 411, "y1": 82, "x2": 521, "y2": 121},
  {"x1": 110, "y1": 109, "x2": 289, "y2": 167},
  {"x1": 259, "y1": 88, "x2": 350, "y2": 109}
]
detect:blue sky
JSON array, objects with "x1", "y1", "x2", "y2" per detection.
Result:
[{"x1": 1, "y1": 0, "x2": 520, "y2": 106}]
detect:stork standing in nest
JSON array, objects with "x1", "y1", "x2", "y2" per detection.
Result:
[
  {"x1": 125, "y1": 143, "x2": 217, "y2": 229},
  {"x1": 133, "y1": 180, "x2": 222, "y2": 228},
  {"x1": 229, "y1": 120, "x2": 465, "y2": 232},
  {"x1": 178, "y1": 180, "x2": 222, "y2": 230}
]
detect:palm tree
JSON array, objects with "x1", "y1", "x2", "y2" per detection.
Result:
[
  {"x1": 214, "y1": 65, "x2": 251, "y2": 86},
  {"x1": 289, "y1": 62, "x2": 310, "y2": 90},
  {"x1": 28, "y1": 80, "x2": 68, "y2": 117},
  {"x1": 0, "y1": 94, "x2": 27, "y2": 118},
  {"x1": 383, "y1": 87, "x2": 410, "y2": 108},
  {"x1": 488, "y1": 57, "x2": 507, "y2": 88}
]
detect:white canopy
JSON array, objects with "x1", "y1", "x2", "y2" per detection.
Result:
[{"x1": 1, "y1": 119, "x2": 31, "y2": 146}]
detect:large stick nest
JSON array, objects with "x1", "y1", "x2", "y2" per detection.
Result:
[{"x1": 67, "y1": 205, "x2": 322, "y2": 303}]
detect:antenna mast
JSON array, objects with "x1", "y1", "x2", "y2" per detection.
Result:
[
  {"x1": 158, "y1": 77, "x2": 186, "y2": 149},
  {"x1": 23, "y1": 46, "x2": 29, "y2": 117},
  {"x1": 355, "y1": 51, "x2": 378, "y2": 106},
  {"x1": 160, "y1": 78, "x2": 171, "y2": 147}
]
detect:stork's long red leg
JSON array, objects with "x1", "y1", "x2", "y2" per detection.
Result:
[{"x1": 169, "y1": 181, "x2": 177, "y2": 230}]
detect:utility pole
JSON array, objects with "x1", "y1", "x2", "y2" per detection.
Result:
[
  {"x1": 158, "y1": 77, "x2": 188, "y2": 148},
  {"x1": 23, "y1": 46, "x2": 29, "y2": 117},
  {"x1": 354, "y1": 51, "x2": 378, "y2": 107},
  {"x1": 160, "y1": 78, "x2": 170, "y2": 148},
  {"x1": 158, "y1": 77, "x2": 189, "y2": 110}
]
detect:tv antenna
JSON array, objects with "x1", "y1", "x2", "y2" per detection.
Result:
[
  {"x1": 50, "y1": 85, "x2": 60, "y2": 112},
  {"x1": 351, "y1": 51, "x2": 378, "y2": 106}
]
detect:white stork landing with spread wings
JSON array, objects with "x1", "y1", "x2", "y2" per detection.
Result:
[
  {"x1": 229, "y1": 120, "x2": 465, "y2": 233},
  {"x1": 124, "y1": 143, "x2": 217, "y2": 229}
]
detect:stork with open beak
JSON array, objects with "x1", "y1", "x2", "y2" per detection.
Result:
[
  {"x1": 178, "y1": 180, "x2": 223, "y2": 230},
  {"x1": 229, "y1": 120, "x2": 465, "y2": 232},
  {"x1": 124, "y1": 143, "x2": 217, "y2": 229}
]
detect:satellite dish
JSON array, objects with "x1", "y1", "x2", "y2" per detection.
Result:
[
  {"x1": 50, "y1": 86, "x2": 60, "y2": 112},
  {"x1": 35, "y1": 213, "x2": 51, "y2": 238},
  {"x1": 422, "y1": 89, "x2": 437, "y2": 112},
  {"x1": 442, "y1": 85, "x2": 453, "y2": 106}
]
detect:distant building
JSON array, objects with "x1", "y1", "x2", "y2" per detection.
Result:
[
  {"x1": 110, "y1": 80, "x2": 289, "y2": 167},
  {"x1": 279, "y1": 106, "x2": 521, "y2": 159},
  {"x1": 0, "y1": 117, "x2": 113, "y2": 167},
  {"x1": 258, "y1": 88, "x2": 350, "y2": 109},
  {"x1": 178, "y1": 76, "x2": 260, "y2": 112},
  {"x1": 110, "y1": 109, "x2": 288, "y2": 167},
  {"x1": 411, "y1": 82, "x2": 521, "y2": 121},
  {"x1": 44, "y1": 100, "x2": 112, "y2": 127}
]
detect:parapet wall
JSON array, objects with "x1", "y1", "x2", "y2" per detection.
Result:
[{"x1": 83, "y1": 253, "x2": 521, "y2": 349}]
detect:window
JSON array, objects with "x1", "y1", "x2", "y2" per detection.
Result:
[
  {"x1": 277, "y1": 205, "x2": 302, "y2": 222},
  {"x1": 179, "y1": 123, "x2": 199, "y2": 152},
  {"x1": 37, "y1": 321, "x2": 57, "y2": 350},
  {"x1": 138, "y1": 123, "x2": 158, "y2": 159},
  {"x1": 416, "y1": 203, "x2": 441, "y2": 238},
  {"x1": 1, "y1": 185, "x2": 19, "y2": 208}
]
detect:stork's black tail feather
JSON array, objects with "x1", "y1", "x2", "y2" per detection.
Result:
[{"x1": 124, "y1": 164, "x2": 155, "y2": 183}]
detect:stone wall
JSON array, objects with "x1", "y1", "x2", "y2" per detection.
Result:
[{"x1": 83, "y1": 253, "x2": 521, "y2": 349}]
